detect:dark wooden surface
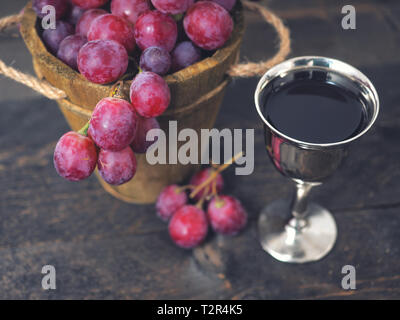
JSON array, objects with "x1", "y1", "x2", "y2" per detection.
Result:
[{"x1": 0, "y1": 0, "x2": 400, "y2": 299}]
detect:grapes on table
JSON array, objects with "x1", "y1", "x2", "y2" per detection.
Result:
[
  {"x1": 77, "y1": 39, "x2": 128, "y2": 84},
  {"x1": 156, "y1": 184, "x2": 188, "y2": 221},
  {"x1": 53, "y1": 131, "x2": 98, "y2": 181},
  {"x1": 57, "y1": 35, "x2": 87, "y2": 70},
  {"x1": 171, "y1": 41, "x2": 202, "y2": 72},
  {"x1": 71, "y1": 0, "x2": 108, "y2": 9},
  {"x1": 130, "y1": 71, "x2": 171, "y2": 118},
  {"x1": 184, "y1": 1, "x2": 233, "y2": 50},
  {"x1": 207, "y1": 195, "x2": 247, "y2": 235},
  {"x1": 76, "y1": 9, "x2": 107, "y2": 37},
  {"x1": 42, "y1": 21, "x2": 74, "y2": 54},
  {"x1": 111, "y1": 0, "x2": 151, "y2": 25},
  {"x1": 88, "y1": 14, "x2": 136, "y2": 53},
  {"x1": 168, "y1": 205, "x2": 208, "y2": 248},
  {"x1": 140, "y1": 46, "x2": 171, "y2": 75},
  {"x1": 134, "y1": 11, "x2": 178, "y2": 52},
  {"x1": 98, "y1": 147, "x2": 137, "y2": 185},
  {"x1": 155, "y1": 160, "x2": 247, "y2": 249},
  {"x1": 88, "y1": 97, "x2": 138, "y2": 151}
]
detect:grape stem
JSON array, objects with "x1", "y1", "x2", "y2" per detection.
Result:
[
  {"x1": 189, "y1": 151, "x2": 244, "y2": 199},
  {"x1": 109, "y1": 80, "x2": 124, "y2": 98},
  {"x1": 211, "y1": 178, "x2": 219, "y2": 201},
  {"x1": 77, "y1": 121, "x2": 90, "y2": 136},
  {"x1": 195, "y1": 185, "x2": 209, "y2": 209}
]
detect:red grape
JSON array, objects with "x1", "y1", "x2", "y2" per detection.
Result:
[
  {"x1": 156, "y1": 184, "x2": 188, "y2": 221},
  {"x1": 168, "y1": 205, "x2": 208, "y2": 248},
  {"x1": 130, "y1": 71, "x2": 171, "y2": 118},
  {"x1": 131, "y1": 116, "x2": 160, "y2": 153},
  {"x1": 111, "y1": 0, "x2": 151, "y2": 25},
  {"x1": 88, "y1": 97, "x2": 138, "y2": 151},
  {"x1": 207, "y1": 195, "x2": 247, "y2": 235},
  {"x1": 66, "y1": 4, "x2": 86, "y2": 25},
  {"x1": 139, "y1": 46, "x2": 171, "y2": 75},
  {"x1": 71, "y1": 0, "x2": 108, "y2": 9},
  {"x1": 134, "y1": 11, "x2": 177, "y2": 52},
  {"x1": 33, "y1": 0, "x2": 69, "y2": 19},
  {"x1": 183, "y1": 1, "x2": 233, "y2": 50},
  {"x1": 171, "y1": 41, "x2": 201, "y2": 72},
  {"x1": 53, "y1": 131, "x2": 98, "y2": 181},
  {"x1": 211, "y1": 0, "x2": 236, "y2": 11},
  {"x1": 76, "y1": 8, "x2": 107, "y2": 37},
  {"x1": 77, "y1": 39, "x2": 128, "y2": 84},
  {"x1": 57, "y1": 35, "x2": 87, "y2": 70},
  {"x1": 190, "y1": 168, "x2": 224, "y2": 201},
  {"x1": 88, "y1": 14, "x2": 136, "y2": 53},
  {"x1": 98, "y1": 147, "x2": 137, "y2": 185},
  {"x1": 42, "y1": 21, "x2": 74, "y2": 54},
  {"x1": 151, "y1": 0, "x2": 194, "y2": 15}
]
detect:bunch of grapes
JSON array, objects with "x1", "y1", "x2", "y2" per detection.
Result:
[
  {"x1": 53, "y1": 81, "x2": 162, "y2": 186},
  {"x1": 156, "y1": 155, "x2": 248, "y2": 249},
  {"x1": 33, "y1": 0, "x2": 236, "y2": 83}
]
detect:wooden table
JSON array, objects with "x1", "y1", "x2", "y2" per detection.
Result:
[{"x1": 0, "y1": 0, "x2": 399, "y2": 299}]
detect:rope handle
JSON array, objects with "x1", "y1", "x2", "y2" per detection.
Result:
[{"x1": 0, "y1": 0, "x2": 291, "y2": 101}]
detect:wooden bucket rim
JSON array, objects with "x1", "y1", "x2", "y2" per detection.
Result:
[{"x1": 58, "y1": 78, "x2": 230, "y2": 119}]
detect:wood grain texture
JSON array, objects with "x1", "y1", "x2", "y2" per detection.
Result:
[{"x1": 0, "y1": 0, "x2": 399, "y2": 299}]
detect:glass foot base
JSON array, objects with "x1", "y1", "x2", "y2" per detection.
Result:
[{"x1": 258, "y1": 198, "x2": 337, "y2": 263}]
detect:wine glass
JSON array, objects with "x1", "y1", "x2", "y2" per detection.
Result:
[{"x1": 254, "y1": 56, "x2": 380, "y2": 263}]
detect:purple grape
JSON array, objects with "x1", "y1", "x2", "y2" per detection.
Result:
[
  {"x1": 134, "y1": 11, "x2": 178, "y2": 52},
  {"x1": 207, "y1": 195, "x2": 247, "y2": 235},
  {"x1": 111, "y1": 0, "x2": 151, "y2": 25},
  {"x1": 57, "y1": 35, "x2": 87, "y2": 70},
  {"x1": 76, "y1": 8, "x2": 107, "y2": 37},
  {"x1": 88, "y1": 97, "x2": 138, "y2": 151},
  {"x1": 131, "y1": 116, "x2": 160, "y2": 153},
  {"x1": 171, "y1": 41, "x2": 202, "y2": 72},
  {"x1": 53, "y1": 131, "x2": 98, "y2": 181},
  {"x1": 78, "y1": 40, "x2": 129, "y2": 84},
  {"x1": 211, "y1": 0, "x2": 236, "y2": 11},
  {"x1": 156, "y1": 184, "x2": 188, "y2": 222},
  {"x1": 33, "y1": 0, "x2": 70, "y2": 19},
  {"x1": 42, "y1": 21, "x2": 74, "y2": 54},
  {"x1": 183, "y1": 2, "x2": 233, "y2": 51},
  {"x1": 87, "y1": 14, "x2": 136, "y2": 53},
  {"x1": 130, "y1": 71, "x2": 171, "y2": 118},
  {"x1": 98, "y1": 147, "x2": 137, "y2": 185},
  {"x1": 139, "y1": 46, "x2": 171, "y2": 76},
  {"x1": 66, "y1": 4, "x2": 86, "y2": 25}
]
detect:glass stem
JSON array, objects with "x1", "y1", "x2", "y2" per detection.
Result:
[{"x1": 288, "y1": 182, "x2": 314, "y2": 230}]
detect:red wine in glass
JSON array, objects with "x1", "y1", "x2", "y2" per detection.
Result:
[{"x1": 255, "y1": 57, "x2": 379, "y2": 263}]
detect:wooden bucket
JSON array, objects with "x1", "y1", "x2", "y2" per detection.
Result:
[{"x1": 19, "y1": 1, "x2": 245, "y2": 204}]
